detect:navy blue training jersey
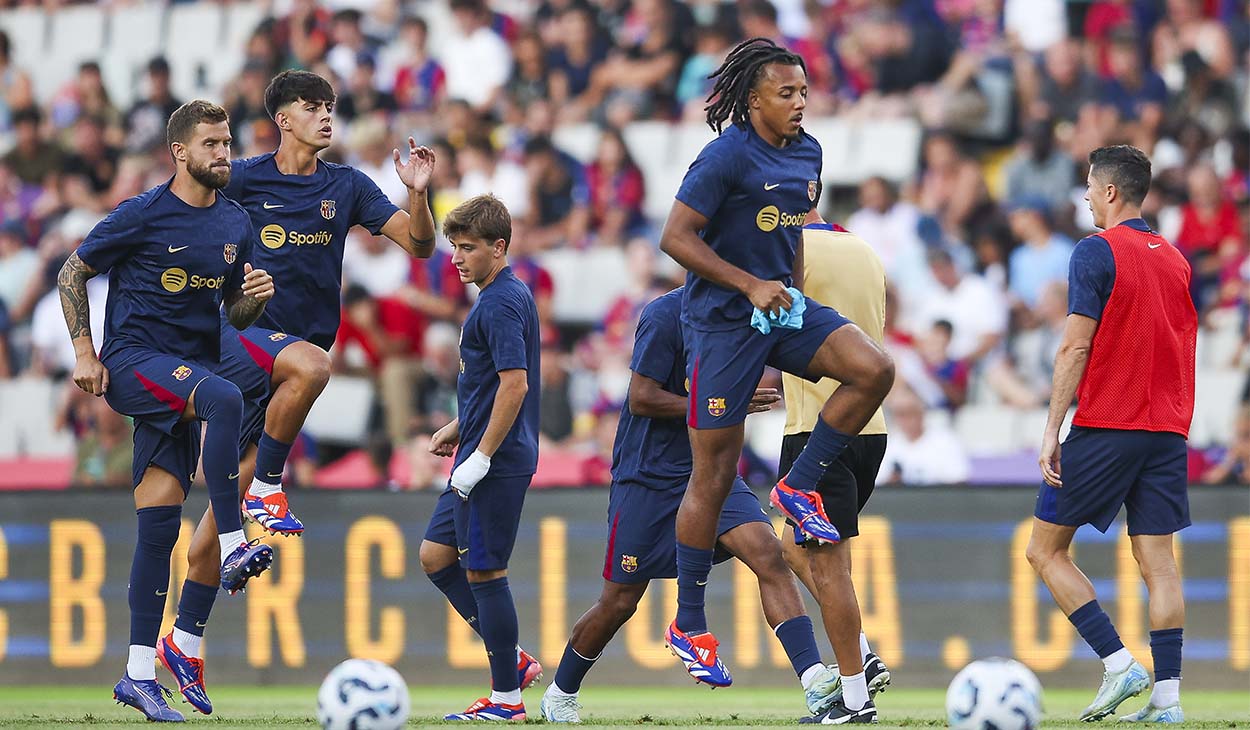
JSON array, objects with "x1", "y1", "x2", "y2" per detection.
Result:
[
  {"x1": 456, "y1": 267, "x2": 541, "y2": 477},
  {"x1": 222, "y1": 153, "x2": 400, "y2": 349},
  {"x1": 610, "y1": 287, "x2": 691, "y2": 493},
  {"x1": 675, "y1": 123, "x2": 822, "y2": 331},
  {"x1": 77, "y1": 181, "x2": 251, "y2": 363}
]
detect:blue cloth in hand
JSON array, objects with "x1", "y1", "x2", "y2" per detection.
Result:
[{"x1": 750, "y1": 287, "x2": 806, "y2": 334}]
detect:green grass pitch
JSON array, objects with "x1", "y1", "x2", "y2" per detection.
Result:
[{"x1": 0, "y1": 686, "x2": 1245, "y2": 729}]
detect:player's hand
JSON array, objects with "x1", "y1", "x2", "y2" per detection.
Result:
[
  {"x1": 72, "y1": 354, "x2": 109, "y2": 396},
  {"x1": 1039, "y1": 432, "x2": 1062, "y2": 487},
  {"x1": 429, "y1": 420, "x2": 460, "y2": 457},
  {"x1": 748, "y1": 387, "x2": 781, "y2": 414},
  {"x1": 242, "y1": 263, "x2": 274, "y2": 302},
  {"x1": 394, "y1": 137, "x2": 435, "y2": 194},
  {"x1": 746, "y1": 278, "x2": 793, "y2": 318},
  {"x1": 450, "y1": 449, "x2": 491, "y2": 500}
]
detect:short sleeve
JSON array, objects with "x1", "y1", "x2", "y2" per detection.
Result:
[
  {"x1": 76, "y1": 198, "x2": 144, "y2": 273},
  {"x1": 352, "y1": 168, "x2": 401, "y2": 235},
  {"x1": 629, "y1": 302, "x2": 680, "y2": 385},
  {"x1": 1068, "y1": 236, "x2": 1115, "y2": 320},
  {"x1": 483, "y1": 294, "x2": 529, "y2": 372},
  {"x1": 675, "y1": 137, "x2": 740, "y2": 220}
]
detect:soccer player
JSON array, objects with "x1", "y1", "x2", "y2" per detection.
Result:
[
  {"x1": 159, "y1": 69, "x2": 436, "y2": 715},
  {"x1": 539, "y1": 286, "x2": 843, "y2": 723},
  {"x1": 1027, "y1": 145, "x2": 1197, "y2": 723},
  {"x1": 779, "y1": 197, "x2": 891, "y2": 724},
  {"x1": 657, "y1": 37, "x2": 893, "y2": 711},
  {"x1": 421, "y1": 195, "x2": 541, "y2": 722},
  {"x1": 56, "y1": 100, "x2": 275, "y2": 722}
]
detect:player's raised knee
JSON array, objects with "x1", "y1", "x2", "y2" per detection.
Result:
[
  {"x1": 193, "y1": 376, "x2": 243, "y2": 422},
  {"x1": 287, "y1": 342, "x2": 331, "y2": 391}
]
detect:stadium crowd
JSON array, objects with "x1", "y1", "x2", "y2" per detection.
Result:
[{"x1": 0, "y1": 0, "x2": 1245, "y2": 488}]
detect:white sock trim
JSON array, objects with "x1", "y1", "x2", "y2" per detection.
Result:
[
  {"x1": 842, "y1": 671, "x2": 869, "y2": 710},
  {"x1": 490, "y1": 689, "x2": 522, "y2": 706},
  {"x1": 799, "y1": 663, "x2": 826, "y2": 690},
  {"x1": 172, "y1": 627, "x2": 202, "y2": 659},
  {"x1": 1103, "y1": 647, "x2": 1134, "y2": 674},
  {"x1": 248, "y1": 478, "x2": 282, "y2": 498},
  {"x1": 1151, "y1": 678, "x2": 1180, "y2": 707},
  {"x1": 218, "y1": 530, "x2": 246, "y2": 565},
  {"x1": 549, "y1": 682, "x2": 579, "y2": 698},
  {"x1": 860, "y1": 632, "x2": 872, "y2": 663},
  {"x1": 127, "y1": 645, "x2": 157, "y2": 681}
]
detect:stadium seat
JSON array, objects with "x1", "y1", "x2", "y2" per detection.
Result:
[
  {"x1": 302, "y1": 375, "x2": 374, "y2": 444},
  {"x1": 165, "y1": 3, "x2": 226, "y2": 100},
  {"x1": 102, "y1": 3, "x2": 167, "y2": 110},
  {"x1": 852, "y1": 119, "x2": 923, "y2": 182},
  {"x1": 0, "y1": 7, "x2": 46, "y2": 80},
  {"x1": 551, "y1": 122, "x2": 601, "y2": 165},
  {"x1": 622, "y1": 120, "x2": 673, "y2": 186},
  {"x1": 0, "y1": 377, "x2": 74, "y2": 457},
  {"x1": 954, "y1": 405, "x2": 1017, "y2": 456},
  {"x1": 39, "y1": 6, "x2": 107, "y2": 102},
  {"x1": 539, "y1": 247, "x2": 630, "y2": 325},
  {"x1": 1191, "y1": 368, "x2": 1243, "y2": 448},
  {"x1": 211, "y1": 1, "x2": 268, "y2": 94}
]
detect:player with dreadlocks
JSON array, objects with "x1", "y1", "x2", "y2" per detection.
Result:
[{"x1": 658, "y1": 38, "x2": 894, "y2": 723}]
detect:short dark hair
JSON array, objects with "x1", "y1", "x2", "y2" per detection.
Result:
[
  {"x1": 443, "y1": 194, "x2": 512, "y2": 249},
  {"x1": 264, "y1": 70, "x2": 336, "y2": 119},
  {"x1": 1089, "y1": 145, "x2": 1151, "y2": 206},
  {"x1": 167, "y1": 99, "x2": 229, "y2": 148}
]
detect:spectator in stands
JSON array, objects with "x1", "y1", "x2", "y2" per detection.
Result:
[
  {"x1": 325, "y1": 8, "x2": 375, "y2": 85},
  {"x1": 50, "y1": 61, "x2": 122, "y2": 137},
  {"x1": 1003, "y1": 119, "x2": 1076, "y2": 214},
  {"x1": 1099, "y1": 29, "x2": 1167, "y2": 149},
  {"x1": 847, "y1": 176, "x2": 927, "y2": 295},
  {"x1": 1151, "y1": 0, "x2": 1236, "y2": 84},
  {"x1": 445, "y1": 0, "x2": 513, "y2": 113},
  {"x1": 585, "y1": 127, "x2": 645, "y2": 246},
  {"x1": 0, "y1": 30, "x2": 33, "y2": 135},
  {"x1": 506, "y1": 31, "x2": 550, "y2": 112},
  {"x1": 224, "y1": 60, "x2": 272, "y2": 133},
  {"x1": 1167, "y1": 51, "x2": 1239, "y2": 139},
  {"x1": 914, "y1": 247, "x2": 1007, "y2": 369},
  {"x1": 348, "y1": 116, "x2": 410, "y2": 208},
  {"x1": 1201, "y1": 404, "x2": 1250, "y2": 485},
  {"x1": 523, "y1": 135, "x2": 589, "y2": 249},
  {"x1": 281, "y1": 0, "x2": 332, "y2": 69},
  {"x1": 547, "y1": 4, "x2": 609, "y2": 123},
  {"x1": 385, "y1": 16, "x2": 445, "y2": 114},
  {"x1": 343, "y1": 230, "x2": 414, "y2": 299},
  {"x1": 458, "y1": 137, "x2": 529, "y2": 217},
  {"x1": 540, "y1": 341, "x2": 575, "y2": 444},
  {"x1": 587, "y1": 0, "x2": 691, "y2": 126},
  {"x1": 878, "y1": 387, "x2": 970, "y2": 485},
  {"x1": 336, "y1": 55, "x2": 397, "y2": 121},
  {"x1": 1006, "y1": 198, "x2": 1074, "y2": 309},
  {"x1": 1019, "y1": 37, "x2": 1103, "y2": 125},
  {"x1": 63, "y1": 390, "x2": 132, "y2": 488},
  {"x1": 676, "y1": 21, "x2": 733, "y2": 118},
  {"x1": 988, "y1": 280, "x2": 1067, "y2": 408},
  {"x1": 917, "y1": 131, "x2": 990, "y2": 237},
  {"x1": 1176, "y1": 163, "x2": 1245, "y2": 313},
  {"x1": 3, "y1": 106, "x2": 63, "y2": 186},
  {"x1": 0, "y1": 220, "x2": 35, "y2": 319},
  {"x1": 61, "y1": 115, "x2": 120, "y2": 208},
  {"x1": 28, "y1": 271, "x2": 105, "y2": 377},
  {"x1": 123, "y1": 56, "x2": 181, "y2": 154},
  {"x1": 506, "y1": 219, "x2": 557, "y2": 339}
]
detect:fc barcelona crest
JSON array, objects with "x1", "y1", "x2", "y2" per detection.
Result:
[
  {"x1": 172, "y1": 365, "x2": 192, "y2": 381},
  {"x1": 223, "y1": 243, "x2": 237, "y2": 264},
  {"x1": 708, "y1": 397, "x2": 727, "y2": 417},
  {"x1": 620, "y1": 555, "x2": 638, "y2": 573},
  {"x1": 320, "y1": 199, "x2": 337, "y2": 220},
  {"x1": 808, "y1": 180, "x2": 818, "y2": 202}
]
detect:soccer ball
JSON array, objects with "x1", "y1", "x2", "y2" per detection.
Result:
[
  {"x1": 316, "y1": 658, "x2": 410, "y2": 730},
  {"x1": 946, "y1": 657, "x2": 1043, "y2": 730}
]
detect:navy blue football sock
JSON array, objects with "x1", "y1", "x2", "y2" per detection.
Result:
[
  {"x1": 1150, "y1": 628, "x2": 1183, "y2": 681},
  {"x1": 194, "y1": 377, "x2": 244, "y2": 534},
  {"x1": 675, "y1": 543, "x2": 714, "y2": 634},
  {"x1": 173, "y1": 579, "x2": 217, "y2": 638},
  {"x1": 1068, "y1": 600, "x2": 1125, "y2": 658},
  {"x1": 428, "y1": 564, "x2": 481, "y2": 636},
  {"x1": 252, "y1": 433, "x2": 293, "y2": 488},
  {"x1": 774, "y1": 615, "x2": 823, "y2": 677},
  {"x1": 784, "y1": 418, "x2": 852, "y2": 491},
  {"x1": 553, "y1": 642, "x2": 599, "y2": 694},
  {"x1": 470, "y1": 577, "x2": 520, "y2": 692},
  {"x1": 130, "y1": 506, "x2": 182, "y2": 647}
]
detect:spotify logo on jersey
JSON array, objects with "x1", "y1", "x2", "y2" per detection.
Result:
[
  {"x1": 161, "y1": 267, "x2": 188, "y2": 293},
  {"x1": 756, "y1": 205, "x2": 780, "y2": 232},
  {"x1": 260, "y1": 224, "x2": 287, "y2": 249}
]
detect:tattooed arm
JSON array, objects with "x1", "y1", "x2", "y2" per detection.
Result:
[
  {"x1": 58, "y1": 252, "x2": 109, "y2": 395},
  {"x1": 224, "y1": 263, "x2": 275, "y2": 330}
]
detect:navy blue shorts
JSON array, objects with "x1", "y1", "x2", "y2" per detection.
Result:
[
  {"x1": 1035, "y1": 426, "x2": 1190, "y2": 536},
  {"x1": 216, "y1": 321, "x2": 302, "y2": 448},
  {"x1": 103, "y1": 349, "x2": 212, "y2": 494},
  {"x1": 602, "y1": 476, "x2": 770, "y2": 584},
  {"x1": 685, "y1": 299, "x2": 850, "y2": 429},
  {"x1": 423, "y1": 475, "x2": 532, "y2": 571}
]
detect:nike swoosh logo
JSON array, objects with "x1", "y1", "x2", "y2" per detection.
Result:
[
  {"x1": 228, "y1": 473, "x2": 240, "y2": 480},
  {"x1": 267, "y1": 472, "x2": 283, "y2": 479},
  {"x1": 168, "y1": 245, "x2": 188, "y2": 253},
  {"x1": 763, "y1": 183, "x2": 780, "y2": 190},
  {"x1": 196, "y1": 620, "x2": 207, "y2": 628},
  {"x1": 1148, "y1": 243, "x2": 1162, "y2": 249},
  {"x1": 458, "y1": 547, "x2": 469, "y2": 555},
  {"x1": 818, "y1": 460, "x2": 832, "y2": 468},
  {"x1": 156, "y1": 589, "x2": 168, "y2": 596},
  {"x1": 262, "y1": 202, "x2": 283, "y2": 210},
  {"x1": 695, "y1": 580, "x2": 707, "y2": 586}
]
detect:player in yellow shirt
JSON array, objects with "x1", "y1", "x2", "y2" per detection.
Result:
[{"x1": 780, "y1": 187, "x2": 892, "y2": 721}]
